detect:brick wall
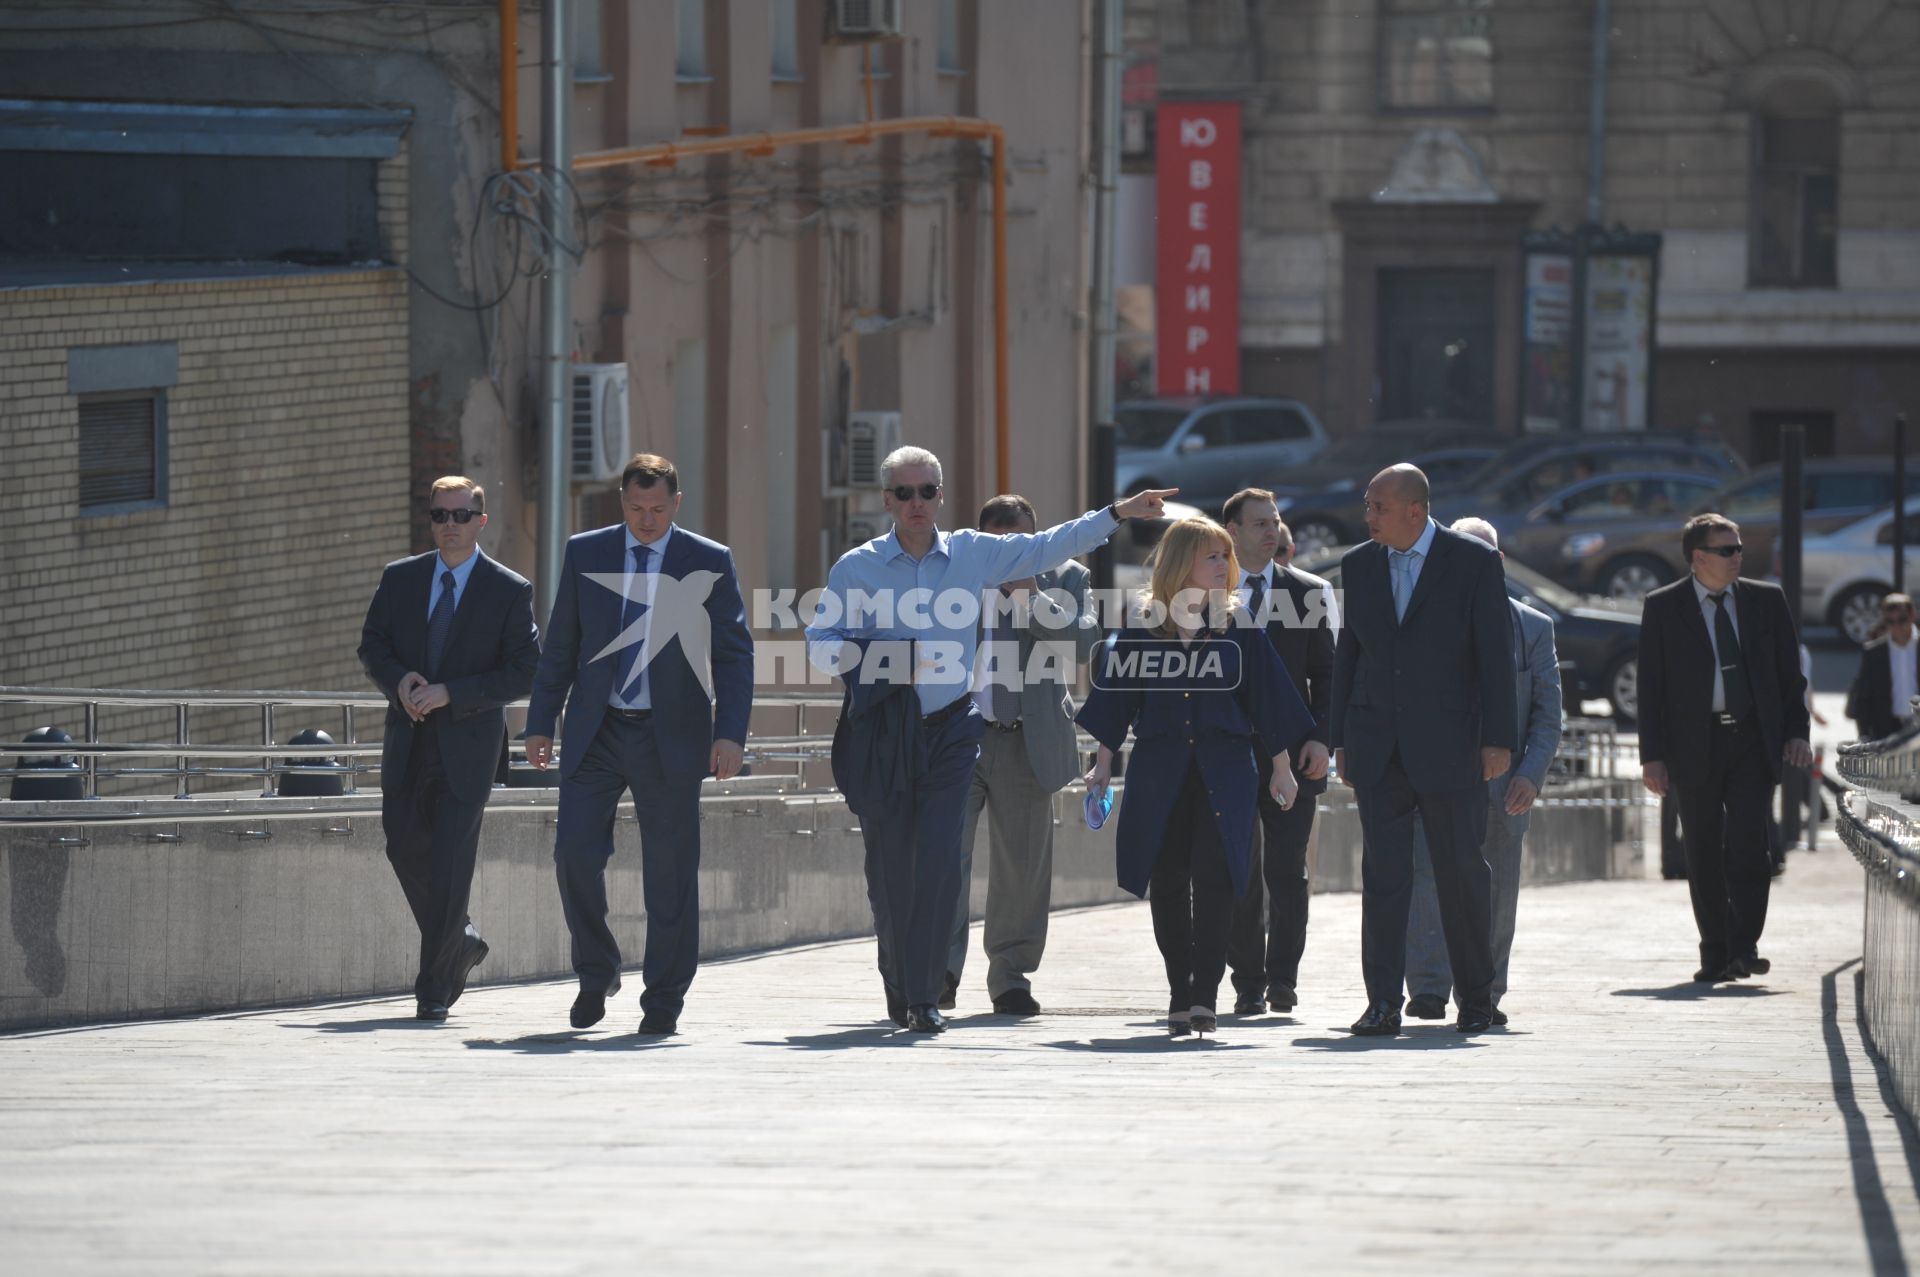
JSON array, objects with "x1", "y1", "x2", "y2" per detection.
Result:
[{"x1": 0, "y1": 269, "x2": 411, "y2": 768}]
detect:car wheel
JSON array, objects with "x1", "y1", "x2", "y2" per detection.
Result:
[
  {"x1": 1606, "y1": 653, "x2": 1639, "y2": 724},
  {"x1": 1292, "y1": 518, "x2": 1343, "y2": 556},
  {"x1": 1830, "y1": 583, "x2": 1889, "y2": 648},
  {"x1": 1599, "y1": 554, "x2": 1671, "y2": 601}
]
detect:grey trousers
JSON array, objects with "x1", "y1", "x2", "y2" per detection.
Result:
[
  {"x1": 1407, "y1": 784, "x2": 1525, "y2": 1006},
  {"x1": 945, "y1": 723, "x2": 1054, "y2": 998}
]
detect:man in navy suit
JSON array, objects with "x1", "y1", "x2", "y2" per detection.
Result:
[
  {"x1": 358, "y1": 476, "x2": 540, "y2": 1021},
  {"x1": 526, "y1": 454, "x2": 754, "y2": 1035},
  {"x1": 1331, "y1": 464, "x2": 1516, "y2": 1037}
]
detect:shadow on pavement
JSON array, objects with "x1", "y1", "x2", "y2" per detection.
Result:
[
  {"x1": 1609, "y1": 983, "x2": 1786, "y2": 1001},
  {"x1": 462, "y1": 1031, "x2": 685, "y2": 1054},
  {"x1": 1038, "y1": 1036, "x2": 1257, "y2": 1054},
  {"x1": 299, "y1": 1017, "x2": 445, "y2": 1033},
  {"x1": 1289, "y1": 1030, "x2": 1493, "y2": 1051},
  {"x1": 749, "y1": 1024, "x2": 927, "y2": 1050},
  {"x1": 1824, "y1": 958, "x2": 1914, "y2": 1274}
]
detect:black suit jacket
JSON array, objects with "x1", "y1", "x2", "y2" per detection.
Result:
[
  {"x1": 1846, "y1": 637, "x2": 1917, "y2": 741},
  {"x1": 357, "y1": 550, "x2": 541, "y2": 804},
  {"x1": 1329, "y1": 525, "x2": 1517, "y2": 793},
  {"x1": 1637, "y1": 576, "x2": 1809, "y2": 789},
  {"x1": 1251, "y1": 562, "x2": 1335, "y2": 798}
]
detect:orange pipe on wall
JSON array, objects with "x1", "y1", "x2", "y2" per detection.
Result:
[
  {"x1": 573, "y1": 117, "x2": 1014, "y2": 494},
  {"x1": 499, "y1": 0, "x2": 518, "y2": 172}
]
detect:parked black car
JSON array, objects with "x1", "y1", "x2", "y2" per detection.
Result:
[
  {"x1": 1262, "y1": 419, "x2": 1511, "y2": 552},
  {"x1": 1299, "y1": 548, "x2": 1643, "y2": 723}
]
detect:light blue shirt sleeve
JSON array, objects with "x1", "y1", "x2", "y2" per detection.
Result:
[{"x1": 957, "y1": 507, "x2": 1120, "y2": 587}]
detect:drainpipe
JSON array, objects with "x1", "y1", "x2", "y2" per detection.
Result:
[
  {"x1": 537, "y1": 0, "x2": 572, "y2": 621},
  {"x1": 1089, "y1": 0, "x2": 1122, "y2": 441}
]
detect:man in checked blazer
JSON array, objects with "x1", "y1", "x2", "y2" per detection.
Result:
[
  {"x1": 358, "y1": 476, "x2": 540, "y2": 1022},
  {"x1": 941, "y1": 495, "x2": 1103, "y2": 1017}
]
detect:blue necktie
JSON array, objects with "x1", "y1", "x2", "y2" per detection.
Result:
[
  {"x1": 615, "y1": 543, "x2": 652, "y2": 703},
  {"x1": 1390, "y1": 550, "x2": 1416, "y2": 621},
  {"x1": 425, "y1": 570, "x2": 456, "y2": 677}
]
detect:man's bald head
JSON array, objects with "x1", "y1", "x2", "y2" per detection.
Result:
[{"x1": 1363, "y1": 463, "x2": 1433, "y2": 552}]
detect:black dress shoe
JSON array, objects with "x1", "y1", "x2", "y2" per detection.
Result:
[
  {"x1": 906, "y1": 1004, "x2": 948, "y2": 1033},
  {"x1": 884, "y1": 983, "x2": 908, "y2": 1028},
  {"x1": 570, "y1": 990, "x2": 608, "y2": 1029},
  {"x1": 1267, "y1": 987, "x2": 1296, "y2": 1013},
  {"x1": 1350, "y1": 1002, "x2": 1402, "y2": 1036},
  {"x1": 1233, "y1": 993, "x2": 1266, "y2": 1016},
  {"x1": 638, "y1": 1011, "x2": 678, "y2": 1035},
  {"x1": 939, "y1": 971, "x2": 959, "y2": 1011},
  {"x1": 415, "y1": 1000, "x2": 449, "y2": 1021},
  {"x1": 1405, "y1": 993, "x2": 1448, "y2": 1020},
  {"x1": 991, "y1": 988, "x2": 1041, "y2": 1017},
  {"x1": 449, "y1": 935, "x2": 489, "y2": 1006},
  {"x1": 1693, "y1": 961, "x2": 1743, "y2": 983},
  {"x1": 1455, "y1": 1005, "x2": 1494, "y2": 1033},
  {"x1": 1491, "y1": 1007, "x2": 1508, "y2": 1026},
  {"x1": 1742, "y1": 955, "x2": 1771, "y2": 975}
]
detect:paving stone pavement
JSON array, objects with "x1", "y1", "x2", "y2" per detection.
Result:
[{"x1": 2, "y1": 829, "x2": 1917, "y2": 1275}]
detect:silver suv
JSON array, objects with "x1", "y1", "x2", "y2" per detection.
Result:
[{"x1": 1113, "y1": 398, "x2": 1328, "y2": 511}]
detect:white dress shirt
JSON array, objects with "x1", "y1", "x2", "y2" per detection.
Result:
[
  {"x1": 609, "y1": 524, "x2": 674, "y2": 710},
  {"x1": 426, "y1": 548, "x2": 483, "y2": 621},
  {"x1": 1692, "y1": 576, "x2": 1740, "y2": 714}
]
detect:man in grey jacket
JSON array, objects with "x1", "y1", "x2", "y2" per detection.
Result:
[
  {"x1": 1404, "y1": 516, "x2": 1562, "y2": 1027},
  {"x1": 943, "y1": 495, "x2": 1103, "y2": 1016}
]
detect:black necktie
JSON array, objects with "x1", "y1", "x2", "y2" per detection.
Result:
[
  {"x1": 1246, "y1": 572, "x2": 1267, "y2": 619},
  {"x1": 1711, "y1": 592, "x2": 1752, "y2": 721},
  {"x1": 425, "y1": 569, "x2": 456, "y2": 678}
]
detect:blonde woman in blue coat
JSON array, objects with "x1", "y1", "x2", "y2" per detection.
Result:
[{"x1": 1078, "y1": 518, "x2": 1314, "y2": 1037}]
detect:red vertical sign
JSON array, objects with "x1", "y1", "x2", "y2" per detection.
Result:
[{"x1": 1155, "y1": 101, "x2": 1241, "y2": 398}]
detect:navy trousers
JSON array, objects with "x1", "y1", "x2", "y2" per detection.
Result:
[
  {"x1": 1355, "y1": 750, "x2": 1495, "y2": 1010},
  {"x1": 857, "y1": 703, "x2": 986, "y2": 1007},
  {"x1": 380, "y1": 721, "x2": 487, "y2": 1005},
  {"x1": 554, "y1": 714, "x2": 703, "y2": 1019}
]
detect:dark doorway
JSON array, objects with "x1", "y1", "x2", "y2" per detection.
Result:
[
  {"x1": 1748, "y1": 410, "x2": 1837, "y2": 464},
  {"x1": 1377, "y1": 268, "x2": 1496, "y2": 423}
]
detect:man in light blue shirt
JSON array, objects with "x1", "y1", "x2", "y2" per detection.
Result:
[{"x1": 808, "y1": 446, "x2": 1174, "y2": 1032}]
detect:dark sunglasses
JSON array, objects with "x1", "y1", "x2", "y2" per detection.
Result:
[
  {"x1": 1696, "y1": 544, "x2": 1742, "y2": 558},
  {"x1": 891, "y1": 483, "x2": 941, "y2": 503},
  {"x1": 428, "y1": 508, "x2": 481, "y2": 524}
]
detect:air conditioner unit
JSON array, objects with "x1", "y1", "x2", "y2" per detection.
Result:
[
  {"x1": 570, "y1": 363, "x2": 630, "y2": 483},
  {"x1": 845, "y1": 410, "x2": 903, "y2": 488},
  {"x1": 826, "y1": 0, "x2": 903, "y2": 43}
]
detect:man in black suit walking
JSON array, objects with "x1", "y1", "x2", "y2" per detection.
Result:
[
  {"x1": 1639, "y1": 513, "x2": 1811, "y2": 982},
  {"x1": 526, "y1": 454, "x2": 754, "y2": 1036},
  {"x1": 1221, "y1": 490, "x2": 1335, "y2": 1016},
  {"x1": 358, "y1": 476, "x2": 540, "y2": 1021},
  {"x1": 1331, "y1": 464, "x2": 1515, "y2": 1036},
  {"x1": 1846, "y1": 593, "x2": 1917, "y2": 741}
]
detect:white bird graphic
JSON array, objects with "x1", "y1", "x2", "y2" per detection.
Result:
[{"x1": 583, "y1": 569, "x2": 723, "y2": 700}]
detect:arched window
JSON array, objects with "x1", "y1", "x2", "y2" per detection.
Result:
[{"x1": 1749, "y1": 80, "x2": 1839, "y2": 288}]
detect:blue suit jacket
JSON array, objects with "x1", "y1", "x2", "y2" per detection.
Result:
[
  {"x1": 527, "y1": 524, "x2": 754, "y2": 783},
  {"x1": 1076, "y1": 622, "x2": 1314, "y2": 898}
]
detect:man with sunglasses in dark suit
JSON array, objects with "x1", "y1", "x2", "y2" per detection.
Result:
[
  {"x1": 1639, "y1": 513, "x2": 1810, "y2": 983},
  {"x1": 525, "y1": 454, "x2": 754, "y2": 1036},
  {"x1": 358, "y1": 476, "x2": 540, "y2": 1021}
]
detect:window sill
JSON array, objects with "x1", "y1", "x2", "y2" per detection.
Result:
[
  {"x1": 80, "y1": 499, "x2": 168, "y2": 520},
  {"x1": 574, "y1": 71, "x2": 615, "y2": 86},
  {"x1": 937, "y1": 65, "x2": 968, "y2": 78},
  {"x1": 772, "y1": 72, "x2": 806, "y2": 84},
  {"x1": 675, "y1": 73, "x2": 714, "y2": 85},
  {"x1": 1375, "y1": 103, "x2": 1495, "y2": 116}
]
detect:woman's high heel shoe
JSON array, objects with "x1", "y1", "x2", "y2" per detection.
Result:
[
  {"x1": 1168, "y1": 1009, "x2": 1192, "y2": 1038},
  {"x1": 1189, "y1": 1005, "x2": 1218, "y2": 1037}
]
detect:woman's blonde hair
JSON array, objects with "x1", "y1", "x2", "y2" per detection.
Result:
[{"x1": 1141, "y1": 516, "x2": 1242, "y2": 638}]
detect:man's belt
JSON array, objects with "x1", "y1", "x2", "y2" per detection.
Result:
[
  {"x1": 607, "y1": 706, "x2": 653, "y2": 722},
  {"x1": 923, "y1": 696, "x2": 972, "y2": 729},
  {"x1": 985, "y1": 718, "x2": 1023, "y2": 732}
]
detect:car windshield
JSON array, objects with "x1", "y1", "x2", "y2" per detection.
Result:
[
  {"x1": 1318, "y1": 432, "x2": 1427, "y2": 466},
  {"x1": 1114, "y1": 406, "x2": 1188, "y2": 449}
]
